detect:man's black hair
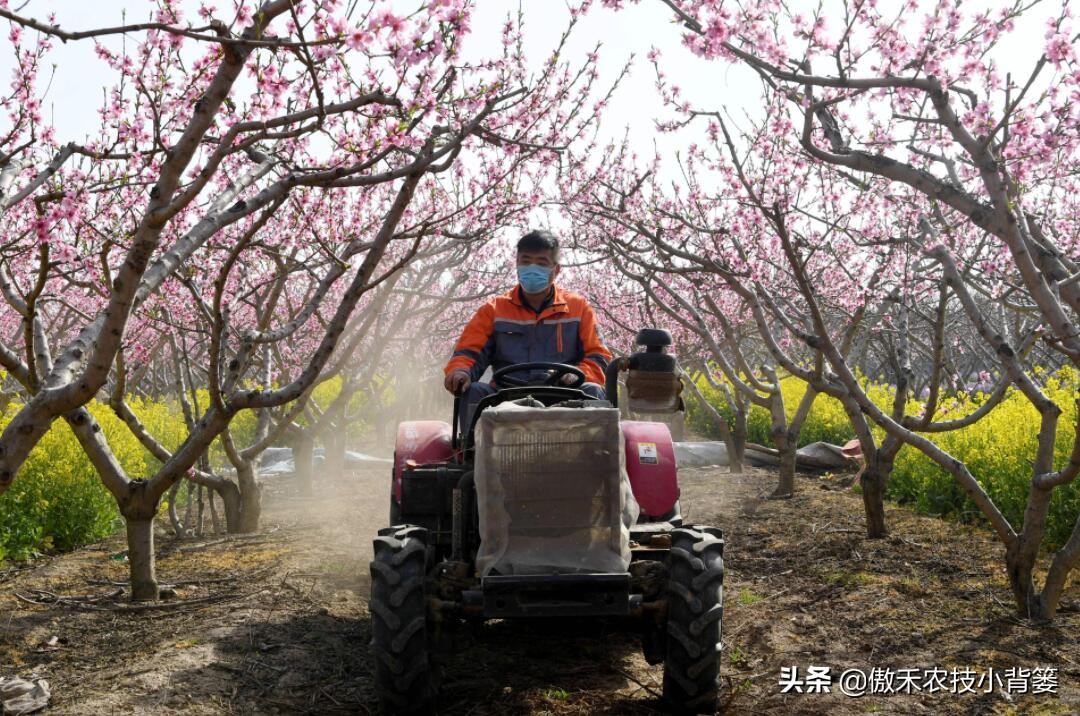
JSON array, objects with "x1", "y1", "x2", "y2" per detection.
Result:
[{"x1": 517, "y1": 229, "x2": 560, "y2": 262}]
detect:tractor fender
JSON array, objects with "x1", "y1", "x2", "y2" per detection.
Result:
[
  {"x1": 622, "y1": 421, "x2": 679, "y2": 517},
  {"x1": 393, "y1": 421, "x2": 453, "y2": 501}
]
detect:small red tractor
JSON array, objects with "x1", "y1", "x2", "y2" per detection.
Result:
[{"x1": 370, "y1": 329, "x2": 724, "y2": 714}]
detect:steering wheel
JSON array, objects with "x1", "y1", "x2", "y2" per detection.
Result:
[{"x1": 492, "y1": 362, "x2": 586, "y2": 388}]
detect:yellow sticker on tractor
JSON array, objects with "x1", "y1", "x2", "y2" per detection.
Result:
[{"x1": 638, "y1": 442, "x2": 658, "y2": 465}]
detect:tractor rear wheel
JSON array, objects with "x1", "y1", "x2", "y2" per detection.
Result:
[
  {"x1": 663, "y1": 526, "x2": 724, "y2": 714},
  {"x1": 370, "y1": 525, "x2": 438, "y2": 715}
]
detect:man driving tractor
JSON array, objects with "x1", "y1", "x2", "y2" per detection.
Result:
[
  {"x1": 443, "y1": 229, "x2": 613, "y2": 431},
  {"x1": 379, "y1": 230, "x2": 722, "y2": 715}
]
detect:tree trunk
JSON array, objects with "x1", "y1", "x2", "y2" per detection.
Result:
[
  {"x1": 294, "y1": 434, "x2": 314, "y2": 496},
  {"x1": 216, "y1": 480, "x2": 244, "y2": 533},
  {"x1": 859, "y1": 437, "x2": 900, "y2": 538},
  {"x1": 324, "y1": 427, "x2": 346, "y2": 480},
  {"x1": 208, "y1": 489, "x2": 221, "y2": 534},
  {"x1": 167, "y1": 480, "x2": 183, "y2": 536},
  {"x1": 125, "y1": 517, "x2": 159, "y2": 601},
  {"x1": 765, "y1": 379, "x2": 816, "y2": 497},
  {"x1": 773, "y1": 443, "x2": 796, "y2": 497},
  {"x1": 234, "y1": 460, "x2": 261, "y2": 533},
  {"x1": 769, "y1": 394, "x2": 794, "y2": 497},
  {"x1": 186, "y1": 472, "x2": 246, "y2": 534},
  {"x1": 731, "y1": 401, "x2": 747, "y2": 472},
  {"x1": 1039, "y1": 521, "x2": 1080, "y2": 619},
  {"x1": 860, "y1": 466, "x2": 888, "y2": 538},
  {"x1": 182, "y1": 480, "x2": 194, "y2": 529},
  {"x1": 1006, "y1": 540, "x2": 1040, "y2": 618}
]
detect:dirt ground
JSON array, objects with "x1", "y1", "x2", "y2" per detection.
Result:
[{"x1": 1, "y1": 462, "x2": 1078, "y2": 715}]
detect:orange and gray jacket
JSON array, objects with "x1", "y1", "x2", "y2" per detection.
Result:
[{"x1": 444, "y1": 285, "x2": 613, "y2": 386}]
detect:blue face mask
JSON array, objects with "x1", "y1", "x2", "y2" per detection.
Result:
[{"x1": 517, "y1": 264, "x2": 553, "y2": 293}]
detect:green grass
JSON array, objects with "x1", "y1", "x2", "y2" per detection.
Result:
[
  {"x1": 825, "y1": 570, "x2": 872, "y2": 589},
  {"x1": 737, "y1": 589, "x2": 764, "y2": 606},
  {"x1": 541, "y1": 687, "x2": 570, "y2": 701}
]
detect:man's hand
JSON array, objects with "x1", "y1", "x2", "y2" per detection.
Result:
[
  {"x1": 444, "y1": 369, "x2": 471, "y2": 395},
  {"x1": 559, "y1": 373, "x2": 583, "y2": 386}
]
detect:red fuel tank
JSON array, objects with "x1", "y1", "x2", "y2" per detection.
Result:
[
  {"x1": 621, "y1": 421, "x2": 679, "y2": 517},
  {"x1": 392, "y1": 421, "x2": 453, "y2": 501}
]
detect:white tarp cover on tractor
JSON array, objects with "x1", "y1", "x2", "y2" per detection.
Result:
[{"x1": 474, "y1": 403, "x2": 639, "y2": 576}]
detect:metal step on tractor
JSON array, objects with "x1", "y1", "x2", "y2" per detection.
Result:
[{"x1": 370, "y1": 329, "x2": 724, "y2": 715}]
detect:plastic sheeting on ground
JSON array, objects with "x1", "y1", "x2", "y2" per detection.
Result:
[
  {"x1": 673, "y1": 441, "x2": 730, "y2": 468},
  {"x1": 0, "y1": 676, "x2": 50, "y2": 715},
  {"x1": 674, "y1": 441, "x2": 853, "y2": 472},
  {"x1": 258, "y1": 447, "x2": 392, "y2": 476}
]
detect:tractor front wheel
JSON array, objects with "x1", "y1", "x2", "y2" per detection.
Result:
[
  {"x1": 370, "y1": 525, "x2": 438, "y2": 715},
  {"x1": 663, "y1": 526, "x2": 724, "y2": 714}
]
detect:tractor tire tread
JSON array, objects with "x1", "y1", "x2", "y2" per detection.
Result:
[
  {"x1": 369, "y1": 560, "x2": 402, "y2": 587},
  {"x1": 667, "y1": 621, "x2": 702, "y2": 659},
  {"x1": 388, "y1": 575, "x2": 425, "y2": 608},
  {"x1": 667, "y1": 577, "x2": 703, "y2": 612},
  {"x1": 691, "y1": 565, "x2": 725, "y2": 591},
  {"x1": 669, "y1": 546, "x2": 704, "y2": 572},
  {"x1": 369, "y1": 596, "x2": 401, "y2": 632},
  {"x1": 370, "y1": 526, "x2": 438, "y2": 715},
  {"x1": 690, "y1": 603, "x2": 724, "y2": 636},
  {"x1": 663, "y1": 528, "x2": 724, "y2": 715},
  {"x1": 392, "y1": 615, "x2": 427, "y2": 653}
]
